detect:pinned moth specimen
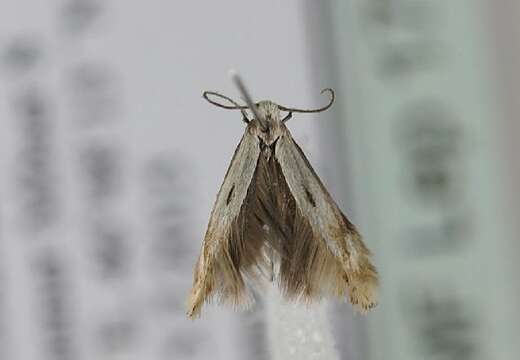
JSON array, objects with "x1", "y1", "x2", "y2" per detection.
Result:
[{"x1": 187, "y1": 74, "x2": 378, "y2": 318}]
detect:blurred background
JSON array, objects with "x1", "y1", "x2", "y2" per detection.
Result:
[{"x1": 0, "y1": 1, "x2": 519, "y2": 359}]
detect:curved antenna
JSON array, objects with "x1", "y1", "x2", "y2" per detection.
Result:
[
  {"x1": 202, "y1": 91, "x2": 250, "y2": 122},
  {"x1": 202, "y1": 91, "x2": 249, "y2": 110},
  {"x1": 277, "y1": 88, "x2": 335, "y2": 113}
]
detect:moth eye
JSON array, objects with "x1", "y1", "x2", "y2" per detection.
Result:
[
  {"x1": 226, "y1": 184, "x2": 235, "y2": 205},
  {"x1": 304, "y1": 187, "x2": 316, "y2": 207}
]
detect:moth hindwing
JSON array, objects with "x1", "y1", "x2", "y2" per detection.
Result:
[{"x1": 187, "y1": 92, "x2": 378, "y2": 318}]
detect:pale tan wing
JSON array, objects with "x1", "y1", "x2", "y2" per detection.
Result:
[
  {"x1": 275, "y1": 127, "x2": 378, "y2": 312},
  {"x1": 187, "y1": 125, "x2": 261, "y2": 318}
]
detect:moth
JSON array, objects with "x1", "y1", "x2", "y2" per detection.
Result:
[{"x1": 187, "y1": 74, "x2": 378, "y2": 318}]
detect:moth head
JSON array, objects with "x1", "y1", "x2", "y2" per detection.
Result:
[
  {"x1": 251, "y1": 100, "x2": 284, "y2": 145},
  {"x1": 202, "y1": 88, "x2": 336, "y2": 130},
  {"x1": 256, "y1": 101, "x2": 282, "y2": 124}
]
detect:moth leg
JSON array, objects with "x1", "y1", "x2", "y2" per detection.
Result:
[
  {"x1": 269, "y1": 245, "x2": 274, "y2": 282},
  {"x1": 282, "y1": 111, "x2": 293, "y2": 123},
  {"x1": 241, "y1": 111, "x2": 251, "y2": 124},
  {"x1": 259, "y1": 221, "x2": 275, "y2": 282}
]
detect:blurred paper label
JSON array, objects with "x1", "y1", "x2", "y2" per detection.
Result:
[
  {"x1": 330, "y1": 0, "x2": 519, "y2": 359},
  {"x1": 0, "y1": 1, "x2": 215, "y2": 360}
]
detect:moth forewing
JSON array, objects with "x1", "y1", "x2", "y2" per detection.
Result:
[
  {"x1": 274, "y1": 127, "x2": 378, "y2": 312},
  {"x1": 187, "y1": 126, "x2": 261, "y2": 318}
]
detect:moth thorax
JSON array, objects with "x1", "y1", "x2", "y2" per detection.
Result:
[{"x1": 262, "y1": 145, "x2": 273, "y2": 160}]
